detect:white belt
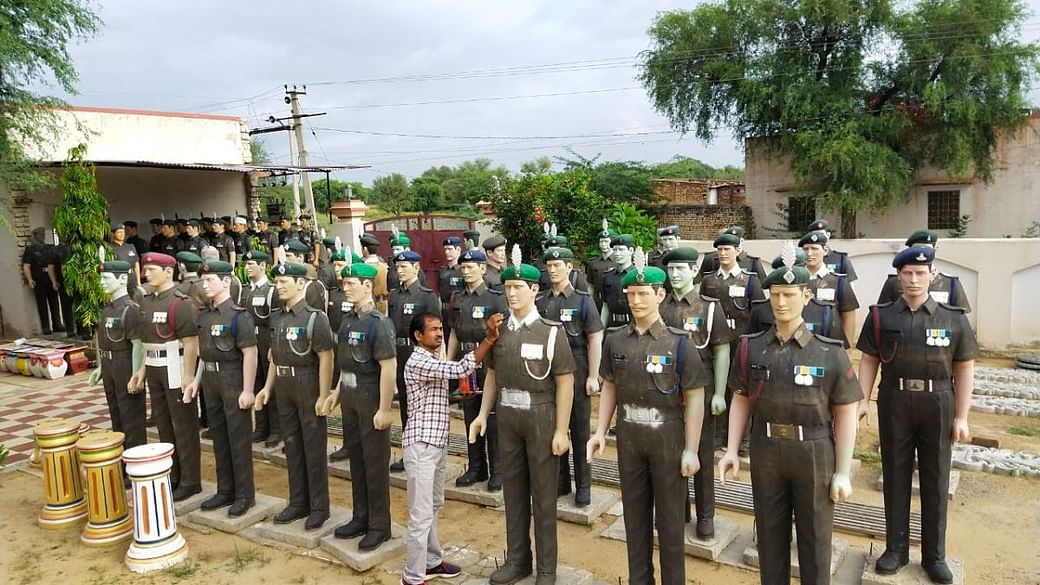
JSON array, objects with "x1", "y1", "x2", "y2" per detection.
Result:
[
  {"x1": 499, "y1": 388, "x2": 531, "y2": 410},
  {"x1": 621, "y1": 404, "x2": 666, "y2": 426}
]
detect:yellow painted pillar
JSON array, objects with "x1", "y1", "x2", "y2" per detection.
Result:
[
  {"x1": 78, "y1": 430, "x2": 133, "y2": 546},
  {"x1": 34, "y1": 418, "x2": 88, "y2": 528}
]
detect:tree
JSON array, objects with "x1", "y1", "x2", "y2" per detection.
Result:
[
  {"x1": 369, "y1": 173, "x2": 411, "y2": 215},
  {"x1": 53, "y1": 145, "x2": 107, "y2": 329},
  {"x1": 1, "y1": 1, "x2": 101, "y2": 193},
  {"x1": 250, "y1": 139, "x2": 272, "y2": 164},
  {"x1": 640, "y1": 0, "x2": 1039, "y2": 236},
  {"x1": 409, "y1": 178, "x2": 443, "y2": 214}
]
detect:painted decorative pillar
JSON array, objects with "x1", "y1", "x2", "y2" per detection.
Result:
[
  {"x1": 78, "y1": 430, "x2": 133, "y2": 546},
  {"x1": 123, "y1": 443, "x2": 188, "y2": 573},
  {"x1": 35, "y1": 418, "x2": 88, "y2": 528}
]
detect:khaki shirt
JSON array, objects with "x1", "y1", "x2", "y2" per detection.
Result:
[
  {"x1": 197, "y1": 297, "x2": 257, "y2": 362},
  {"x1": 486, "y1": 316, "x2": 576, "y2": 394},
  {"x1": 535, "y1": 284, "x2": 603, "y2": 355},
  {"x1": 269, "y1": 301, "x2": 335, "y2": 367},
  {"x1": 450, "y1": 284, "x2": 505, "y2": 345},
  {"x1": 137, "y1": 286, "x2": 198, "y2": 344},
  {"x1": 99, "y1": 295, "x2": 142, "y2": 351}
]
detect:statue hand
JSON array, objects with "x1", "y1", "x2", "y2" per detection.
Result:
[
  {"x1": 718, "y1": 452, "x2": 740, "y2": 484},
  {"x1": 127, "y1": 373, "x2": 144, "y2": 394},
  {"x1": 238, "y1": 390, "x2": 255, "y2": 411},
  {"x1": 830, "y1": 473, "x2": 853, "y2": 503},
  {"x1": 485, "y1": 313, "x2": 504, "y2": 341},
  {"x1": 586, "y1": 434, "x2": 606, "y2": 462},
  {"x1": 372, "y1": 408, "x2": 393, "y2": 430},
  {"x1": 468, "y1": 416, "x2": 487, "y2": 444},
  {"x1": 585, "y1": 377, "x2": 600, "y2": 397},
  {"x1": 88, "y1": 367, "x2": 102, "y2": 386},
  {"x1": 551, "y1": 430, "x2": 570, "y2": 456},
  {"x1": 951, "y1": 417, "x2": 970, "y2": 443},
  {"x1": 319, "y1": 391, "x2": 339, "y2": 417},
  {"x1": 181, "y1": 382, "x2": 198, "y2": 404},
  {"x1": 681, "y1": 448, "x2": 700, "y2": 477},
  {"x1": 254, "y1": 389, "x2": 269, "y2": 412},
  {"x1": 710, "y1": 393, "x2": 727, "y2": 416}
]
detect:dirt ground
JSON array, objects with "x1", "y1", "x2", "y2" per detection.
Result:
[{"x1": 2, "y1": 354, "x2": 1039, "y2": 584}]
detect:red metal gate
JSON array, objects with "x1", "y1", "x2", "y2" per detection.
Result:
[{"x1": 363, "y1": 215, "x2": 476, "y2": 295}]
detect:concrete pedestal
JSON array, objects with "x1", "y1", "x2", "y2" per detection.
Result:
[
  {"x1": 34, "y1": 418, "x2": 88, "y2": 529},
  {"x1": 77, "y1": 430, "x2": 133, "y2": 546},
  {"x1": 555, "y1": 487, "x2": 618, "y2": 526},
  {"x1": 187, "y1": 493, "x2": 281, "y2": 533},
  {"x1": 253, "y1": 505, "x2": 348, "y2": 549},
  {"x1": 319, "y1": 522, "x2": 406, "y2": 572},
  {"x1": 862, "y1": 553, "x2": 965, "y2": 585},
  {"x1": 444, "y1": 482, "x2": 505, "y2": 507},
  {"x1": 742, "y1": 537, "x2": 849, "y2": 577},
  {"x1": 601, "y1": 514, "x2": 740, "y2": 561}
]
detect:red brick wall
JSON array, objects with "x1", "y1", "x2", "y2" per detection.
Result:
[
  {"x1": 647, "y1": 204, "x2": 756, "y2": 239},
  {"x1": 651, "y1": 179, "x2": 746, "y2": 205}
]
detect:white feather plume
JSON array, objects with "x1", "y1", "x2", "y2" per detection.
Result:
[
  {"x1": 550, "y1": 223, "x2": 557, "y2": 237},
  {"x1": 212, "y1": 210, "x2": 217, "y2": 221},
  {"x1": 334, "y1": 236, "x2": 342, "y2": 251},
  {"x1": 634, "y1": 246, "x2": 646, "y2": 276},
  {"x1": 279, "y1": 244, "x2": 287, "y2": 265},
  {"x1": 161, "y1": 212, "x2": 166, "y2": 222},
  {"x1": 601, "y1": 218, "x2": 608, "y2": 232},
  {"x1": 98, "y1": 245, "x2": 106, "y2": 265},
  {"x1": 542, "y1": 222, "x2": 550, "y2": 235},
  {"x1": 510, "y1": 243, "x2": 522, "y2": 270},
  {"x1": 320, "y1": 228, "x2": 327, "y2": 239},
  {"x1": 781, "y1": 240, "x2": 796, "y2": 270},
  {"x1": 390, "y1": 223, "x2": 400, "y2": 239}
]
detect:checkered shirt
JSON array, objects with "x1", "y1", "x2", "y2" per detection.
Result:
[{"x1": 402, "y1": 346, "x2": 477, "y2": 448}]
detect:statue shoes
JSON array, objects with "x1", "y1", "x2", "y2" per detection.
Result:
[
  {"x1": 334, "y1": 518, "x2": 368, "y2": 539},
  {"x1": 172, "y1": 483, "x2": 202, "y2": 502},
  {"x1": 390, "y1": 458, "x2": 406, "y2": 473},
  {"x1": 251, "y1": 430, "x2": 268, "y2": 443},
  {"x1": 556, "y1": 478, "x2": 572, "y2": 497},
  {"x1": 454, "y1": 469, "x2": 488, "y2": 487},
  {"x1": 264, "y1": 434, "x2": 282, "y2": 448},
  {"x1": 487, "y1": 472, "x2": 503, "y2": 492},
  {"x1": 200, "y1": 493, "x2": 235, "y2": 511},
  {"x1": 228, "y1": 498, "x2": 255, "y2": 517},
  {"x1": 272, "y1": 506, "x2": 309, "y2": 524},
  {"x1": 489, "y1": 562, "x2": 532, "y2": 585},
  {"x1": 695, "y1": 517, "x2": 715, "y2": 540},
  {"x1": 358, "y1": 529, "x2": 391, "y2": 551},
  {"x1": 922, "y1": 559, "x2": 954, "y2": 584},
  {"x1": 574, "y1": 487, "x2": 591, "y2": 507},
  {"x1": 329, "y1": 447, "x2": 350, "y2": 462},
  {"x1": 874, "y1": 550, "x2": 909, "y2": 575},
  {"x1": 534, "y1": 574, "x2": 556, "y2": 585},
  {"x1": 304, "y1": 511, "x2": 330, "y2": 531}
]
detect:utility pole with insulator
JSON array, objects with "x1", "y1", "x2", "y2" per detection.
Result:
[{"x1": 285, "y1": 84, "x2": 317, "y2": 218}]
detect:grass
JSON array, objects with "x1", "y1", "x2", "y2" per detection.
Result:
[
  {"x1": 164, "y1": 560, "x2": 200, "y2": 580},
  {"x1": 230, "y1": 542, "x2": 269, "y2": 573},
  {"x1": 853, "y1": 448, "x2": 882, "y2": 467},
  {"x1": 13, "y1": 552, "x2": 42, "y2": 585},
  {"x1": 1008, "y1": 425, "x2": 1040, "y2": 438}
]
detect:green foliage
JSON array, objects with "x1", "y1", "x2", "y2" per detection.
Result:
[
  {"x1": 949, "y1": 214, "x2": 972, "y2": 238},
  {"x1": 250, "y1": 140, "x2": 272, "y2": 164},
  {"x1": 853, "y1": 448, "x2": 882, "y2": 467},
  {"x1": 1008, "y1": 425, "x2": 1040, "y2": 438},
  {"x1": 640, "y1": 0, "x2": 1040, "y2": 230},
  {"x1": 369, "y1": 173, "x2": 410, "y2": 215},
  {"x1": 410, "y1": 178, "x2": 443, "y2": 215},
  {"x1": 53, "y1": 145, "x2": 108, "y2": 328},
  {"x1": 607, "y1": 203, "x2": 657, "y2": 250},
  {"x1": 0, "y1": 0, "x2": 101, "y2": 192}
]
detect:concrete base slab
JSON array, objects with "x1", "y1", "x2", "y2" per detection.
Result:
[
  {"x1": 186, "y1": 493, "x2": 280, "y2": 533},
  {"x1": 461, "y1": 565, "x2": 593, "y2": 585},
  {"x1": 441, "y1": 542, "x2": 484, "y2": 573},
  {"x1": 268, "y1": 449, "x2": 288, "y2": 468},
  {"x1": 600, "y1": 515, "x2": 628, "y2": 543},
  {"x1": 875, "y1": 469, "x2": 961, "y2": 499},
  {"x1": 319, "y1": 523, "x2": 406, "y2": 572},
  {"x1": 555, "y1": 487, "x2": 618, "y2": 526},
  {"x1": 389, "y1": 462, "x2": 465, "y2": 490},
  {"x1": 444, "y1": 482, "x2": 505, "y2": 508},
  {"x1": 683, "y1": 515, "x2": 740, "y2": 561},
  {"x1": 328, "y1": 457, "x2": 350, "y2": 480},
  {"x1": 200, "y1": 436, "x2": 214, "y2": 454},
  {"x1": 743, "y1": 537, "x2": 849, "y2": 577},
  {"x1": 862, "y1": 553, "x2": 965, "y2": 585},
  {"x1": 606, "y1": 501, "x2": 624, "y2": 516},
  {"x1": 253, "y1": 506, "x2": 350, "y2": 549},
  {"x1": 173, "y1": 483, "x2": 214, "y2": 517}
]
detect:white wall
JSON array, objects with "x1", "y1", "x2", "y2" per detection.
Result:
[
  {"x1": 681, "y1": 238, "x2": 1040, "y2": 351},
  {"x1": 21, "y1": 107, "x2": 251, "y2": 165}
]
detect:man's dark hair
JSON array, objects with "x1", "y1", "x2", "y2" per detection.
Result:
[{"x1": 410, "y1": 312, "x2": 441, "y2": 342}]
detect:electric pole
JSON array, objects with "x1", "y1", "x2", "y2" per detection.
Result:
[{"x1": 285, "y1": 85, "x2": 317, "y2": 218}]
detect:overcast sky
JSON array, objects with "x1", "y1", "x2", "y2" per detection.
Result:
[{"x1": 56, "y1": 0, "x2": 1040, "y2": 185}]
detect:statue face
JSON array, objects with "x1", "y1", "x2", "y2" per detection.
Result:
[
  {"x1": 625, "y1": 285, "x2": 666, "y2": 321},
  {"x1": 599, "y1": 237, "x2": 612, "y2": 254},
  {"x1": 274, "y1": 276, "x2": 306, "y2": 302},
  {"x1": 285, "y1": 251, "x2": 303, "y2": 264},
  {"x1": 396, "y1": 261, "x2": 420, "y2": 283},
  {"x1": 391, "y1": 245, "x2": 405, "y2": 256},
  {"x1": 332, "y1": 260, "x2": 348, "y2": 281},
  {"x1": 460, "y1": 261, "x2": 486, "y2": 285},
  {"x1": 342, "y1": 277, "x2": 373, "y2": 304},
  {"x1": 245, "y1": 260, "x2": 266, "y2": 280},
  {"x1": 200, "y1": 274, "x2": 229, "y2": 300},
  {"x1": 613, "y1": 245, "x2": 633, "y2": 266},
  {"x1": 489, "y1": 246, "x2": 507, "y2": 265},
  {"x1": 666, "y1": 262, "x2": 695, "y2": 290},
  {"x1": 802, "y1": 244, "x2": 826, "y2": 270},
  {"x1": 504, "y1": 280, "x2": 538, "y2": 312},
  {"x1": 100, "y1": 272, "x2": 126, "y2": 296},
  {"x1": 897, "y1": 264, "x2": 935, "y2": 299},
  {"x1": 444, "y1": 245, "x2": 460, "y2": 263},
  {"x1": 546, "y1": 259, "x2": 572, "y2": 286},
  {"x1": 660, "y1": 235, "x2": 679, "y2": 251},
  {"x1": 769, "y1": 285, "x2": 812, "y2": 326},
  {"x1": 142, "y1": 264, "x2": 172, "y2": 287}
]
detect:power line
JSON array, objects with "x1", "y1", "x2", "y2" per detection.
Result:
[{"x1": 312, "y1": 86, "x2": 640, "y2": 110}]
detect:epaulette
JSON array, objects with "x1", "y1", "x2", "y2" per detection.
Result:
[
  {"x1": 937, "y1": 303, "x2": 967, "y2": 313},
  {"x1": 303, "y1": 304, "x2": 322, "y2": 312},
  {"x1": 751, "y1": 298, "x2": 770, "y2": 305},
  {"x1": 603, "y1": 267, "x2": 616, "y2": 274},
  {"x1": 486, "y1": 288, "x2": 503, "y2": 295},
  {"x1": 606, "y1": 324, "x2": 628, "y2": 333},
  {"x1": 874, "y1": 301, "x2": 896, "y2": 309},
  {"x1": 813, "y1": 333, "x2": 844, "y2": 346},
  {"x1": 574, "y1": 288, "x2": 591, "y2": 296},
  {"x1": 173, "y1": 290, "x2": 189, "y2": 300},
  {"x1": 539, "y1": 317, "x2": 564, "y2": 327},
  {"x1": 666, "y1": 325, "x2": 688, "y2": 337},
  {"x1": 699, "y1": 293, "x2": 721, "y2": 302},
  {"x1": 808, "y1": 297, "x2": 831, "y2": 308},
  {"x1": 419, "y1": 285, "x2": 435, "y2": 293}
]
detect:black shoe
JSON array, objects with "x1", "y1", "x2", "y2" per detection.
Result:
[
  {"x1": 574, "y1": 487, "x2": 590, "y2": 507},
  {"x1": 875, "y1": 550, "x2": 909, "y2": 575},
  {"x1": 489, "y1": 563, "x2": 532, "y2": 585},
  {"x1": 557, "y1": 479, "x2": 571, "y2": 497},
  {"x1": 922, "y1": 559, "x2": 953, "y2": 584},
  {"x1": 272, "y1": 506, "x2": 309, "y2": 524},
  {"x1": 695, "y1": 517, "x2": 715, "y2": 540},
  {"x1": 334, "y1": 518, "x2": 368, "y2": 539},
  {"x1": 53, "y1": 324, "x2": 65, "y2": 333},
  {"x1": 265, "y1": 434, "x2": 281, "y2": 448},
  {"x1": 42, "y1": 328, "x2": 53, "y2": 336},
  {"x1": 304, "y1": 511, "x2": 330, "y2": 531},
  {"x1": 487, "y1": 472, "x2": 503, "y2": 492},
  {"x1": 228, "y1": 498, "x2": 255, "y2": 517},
  {"x1": 172, "y1": 484, "x2": 202, "y2": 502},
  {"x1": 200, "y1": 428, "x2": 212, "y2": 440},
  {"x1": 358, "y1": 529, "x2": 390, "y2": 551},
  {"x1": 200, "y1": 493, "x2": 234, "y2": 511},
  {"x1": 454, "y1": 469, "x2": 488, "y2": 487},
  {"x1": 389, "y1": 458, "x2": 405, "y2": 473},
  {"x1": 252, "y1": 430, "x2": 268, "y2": 443},
  {"x1": 329, "y1": 447, "x2": 349, "y2": 462}
]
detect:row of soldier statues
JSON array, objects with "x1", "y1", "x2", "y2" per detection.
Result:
[{"x1": 90, "y1": 218, "x2": 974, "y2": 585}]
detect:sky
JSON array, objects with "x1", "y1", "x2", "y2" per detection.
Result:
[{"x1": 52, "y1": 0, "x2": 1040, "y2": 185}]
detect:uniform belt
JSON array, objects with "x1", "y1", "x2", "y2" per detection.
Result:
[
  {"x1": 395, "y1": 337, "x2": 414, "y2": 347},
  {"x1": 98, "y1": 349, "x2": 132, "y2": 360},
  {"x1": 498, "y1": 387, "x2": 553, "y2": 409},
  {"x1": 761, "y1": 422, "x2": 831, "y2": 441},
  {"x1": 460, "y1": 341, "x2": 479, "y2": 351},
  {"x1": 203, "y1": 362, "x2": 235, "y2": 372},
  {"x1": 611, "y1": 313, "x2": 631, "y2": 324},
  {"x1": 146, "y1": 349, "x2": 183, "y2": 359},
  {"x1": 620, "y1": 404, "x2": 679, "y2": 425},
  {"x1": 898, "y1": 378, "x2": 952, "y2": 392},
  {"x1": 274, "y1": 365, "x2": 314, "y2": 377}
]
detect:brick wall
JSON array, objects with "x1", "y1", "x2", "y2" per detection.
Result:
[
  {"x1": 648, "y1": 204, "x2": 756, "y2": 239},
  {"x1": 651, "y1": 179, "x2": 746, "y2": 205}
]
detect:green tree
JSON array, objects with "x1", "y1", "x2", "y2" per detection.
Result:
[
  {"x1": 520, "y1": 157, "x2": 553, "y2": 175},
  {"x1": 0, "y1": 1, "x2": 101, "y2": 194},
  {"x1": 369, "y1": 173, "x2": 410, "y2": 215},
  {"x1": 640, "y1": 0, "x2": 1039, "y2": 236},
  {"x1": 652, "y1": 155, "x2": 744, "y2": 181},
  {"x1": 53, "y1": 145, "x2": 107, "y2": 329},
  {"x1": 409, "y1": 178, "x2": 443, "y2": 214},
  {"x1": 250, "y1": 139, "x2": 272, "y2": 164}
]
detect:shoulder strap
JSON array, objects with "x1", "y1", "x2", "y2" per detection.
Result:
[
  {"x1": 836, "y1": 274, "x2": 846, "y2": 304},
  {"x1": 745, "y1": 273, "x2": 756, "y2": 301},
  {"x1": 366, "y1": 314, "x2": 380, "y2": 352},
  {"x1": 306, "y1": 310, "x2": 317, "y2": 340},
  {"x1": 949, "y1": 277, "x2": 959, "y2": 306},
  {"x1": 231, "y1": 310, "x2": 242, "y2": 338},
  {"x1": 676, "y1": 335, "x2": 686, "y2": 380},
  {"x1": 738, "y1": 335, "x2": 750, "y2": 387},
  {"x1": 580, "y1": 294, "x2": 587, "y2": 322},
  {"x1": 822, "y1": 304, "x2": 833, "y2": 337}
]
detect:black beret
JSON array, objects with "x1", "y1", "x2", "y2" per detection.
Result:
[
  {"x1": 661, "y1": 247, "x2": 699, "y2": 264},
  {"x1": 482, "y1": 235, "x2": 506, "y2": 250},
  {"x1": 798, "y1": 230, "x2": 829, "y2": 247},
  {"x1": 893, "y1": 246, "x2": 934, "y2": 269}
]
